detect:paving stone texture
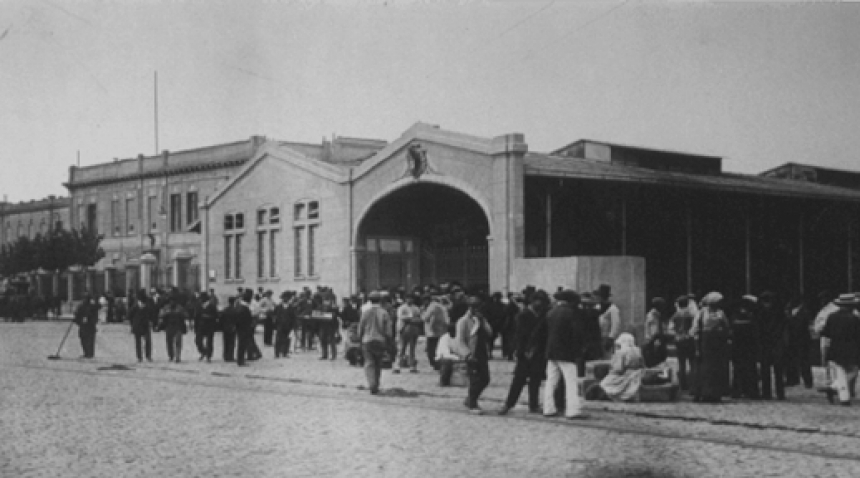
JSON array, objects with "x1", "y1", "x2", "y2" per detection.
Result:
[{"x1": 2, "y1": 322, "x2": 860, "y2": 477}]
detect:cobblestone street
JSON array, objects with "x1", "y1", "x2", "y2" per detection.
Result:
[{"x1": 2, "y1": 322, "x2": 860, "y2": 477}]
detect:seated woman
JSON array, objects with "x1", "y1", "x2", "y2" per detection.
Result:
[{"x1": 586, "y1": 333, "x2": 645, "y2": 402}]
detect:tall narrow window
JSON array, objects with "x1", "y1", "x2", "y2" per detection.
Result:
[
  {"x1": 308, "y1": 224, "x2": 318, "y2": 277},
  {"x1": 86, "y1": 204, "x2": 98, "y2": 233},
  {"x1": 186, "y1": 191, "x2": 199, "y2": 225},
  {"x1": 235, "y1": 234, "x2": 243, "y2": 279},
  {"x1": 294, "y1": 227, "x2": 304, "y2": 277},
  {"x1": 223, "y1": 213, "x2": 246, "y2": 281},
  {"x1": 111, "y1": 200, "x2": 120, "y2": 236},
  {"x1": 255, "y1": 206, "x2": 281, "y2": 279},
  {"x1": 225, "y1": 236, "x2": 233, "y2": 279},
  {"x1": 77, "y1": 204, "x2": 85, "y2": 229},
  {"x1": 125, "y1": 197, "x2": 136, "y2": 235},
  {"x1": 147, "y1": 196, "x2": 157, "y2": 232},
  {"x1": 269, "y1": 230, "x2": 278, "y2": 278},
  {"x1": 170, "y1": 194, "x2": 182, "y2": 232},
  {"x1": 293, "y1": 199, "x2": 321, "y2": 278},
  {"x1": 257, "y1": 231, "x2": 266, "y2": 279}
]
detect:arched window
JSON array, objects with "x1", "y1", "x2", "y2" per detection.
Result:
[{"x1": 293, "y1": 200, "x2": 320, "y2": 278}]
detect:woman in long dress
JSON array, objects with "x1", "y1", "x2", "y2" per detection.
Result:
[{"x1": 690, "y1": 292, "x2": 732, "y2": 403}]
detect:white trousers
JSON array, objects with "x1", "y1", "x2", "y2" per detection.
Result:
[
  {"x1": 544, "y1": 360, "x2": 582, "y2": 417},
  {"x1": 830, "y1": 363, "x2": 858, "y2": 403}
]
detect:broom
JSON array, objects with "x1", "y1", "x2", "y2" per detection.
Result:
[{"x1": 47, "y1": 320, "x2": 75, "y2": 360}]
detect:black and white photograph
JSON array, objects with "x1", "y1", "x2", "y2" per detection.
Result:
[{"x1": 2, "y1": 0, "x2": 860, "y2": 476}]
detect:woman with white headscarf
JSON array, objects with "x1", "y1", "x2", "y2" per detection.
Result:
[
  {"x1": 587, "y1": 333, "x2": 645, "y2": 402},
  {"x1": 690, "y1": 291, "x2": 732, "y2": 403}
]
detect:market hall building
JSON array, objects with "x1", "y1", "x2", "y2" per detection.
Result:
[{"x1": 203, "y1": 122, "x2": 860, "y2": 332}]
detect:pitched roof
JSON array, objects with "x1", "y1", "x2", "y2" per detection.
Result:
[
  {"x1": 524, "y1": 153, "x2": 860, "y2": 202},
  {"x1": 204, "y1": 142, "x2": 347, "y2": 209}
]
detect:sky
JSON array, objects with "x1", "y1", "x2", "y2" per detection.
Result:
[{"x1": 2, "y1": 0, "x2": 860, "y2": 202}]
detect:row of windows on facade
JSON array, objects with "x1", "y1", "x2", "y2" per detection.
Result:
[
  {"x1": 4, "y1": 215, "x2": 64, "y2": 244},
  {"x1": 222, "y1": 200, "x2": 321, "y2": 281},
  {"x1": 75, "y1": 192, "x2": 200, "y2": 236}
]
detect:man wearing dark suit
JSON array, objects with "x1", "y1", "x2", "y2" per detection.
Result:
[
  {"x1": 130, "y1": 290, "x2": 157, "y2": 362},
  {"x1": 73, "y1": 295, "x2": 99, "y2": 358},
  {"x1": 535, "y1": 289, "x2": 587, "y2": 419},
  {"x1": 498, "y1": 290, "x2": 550, "y2": 415},
  {"x1": 220, "y1": 297, "x2": 238, "y2": 362},
  {"x1": 235, "y1": 290, "x2": 255, "y2": 366},
  {"x1": 196, "y1": 292, "x2": 218, "y2": 362}
]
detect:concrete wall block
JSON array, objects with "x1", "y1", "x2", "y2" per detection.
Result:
[{"x1": 512, "y1": 256, "x2": 646, "y2": 339}]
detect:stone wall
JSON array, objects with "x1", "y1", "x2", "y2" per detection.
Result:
[{"x1": 206, "y1": 155, "x2": 351, "y2": 302}]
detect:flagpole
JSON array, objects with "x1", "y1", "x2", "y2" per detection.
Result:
[{"x1": 154, "y1": 71, "x2": 159, "y2": 155}]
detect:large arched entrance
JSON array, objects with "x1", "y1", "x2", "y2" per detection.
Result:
[{"x1": 356, "y1": 183, "x2": 490, "y2": 292}]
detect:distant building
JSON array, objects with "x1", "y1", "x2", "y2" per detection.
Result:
[
  {"x1": 0, "y1": 195, "x2": 71, "y2": 298},
  {"x1": 61, "y1": 134, "x2": 385, "y2": 299},
  {"x1": 761, "y1": 162, "x2": 860, "y2": 190},
  {"x1": 0, "y1": 195, "x2": 70, "y2": 245},
  {"x1": 63, "y1": 137, "x2": 267, "y2": 297}
]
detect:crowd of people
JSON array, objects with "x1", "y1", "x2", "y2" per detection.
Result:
[{"x1": 66, "y1": 281, "x2": 860, "y2": 416}]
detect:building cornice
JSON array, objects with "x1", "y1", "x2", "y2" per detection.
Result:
[{"x1": 64, "y1": 158, "x2": 249, "y2": 191}]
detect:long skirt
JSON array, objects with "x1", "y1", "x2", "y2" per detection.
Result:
[{"x1": 691, "y1": 330, "x2": 731, "y2": 400}]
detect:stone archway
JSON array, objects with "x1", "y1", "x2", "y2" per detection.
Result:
[{"x1": 355, "y1": 182, "x2": 491, "y2": 293}]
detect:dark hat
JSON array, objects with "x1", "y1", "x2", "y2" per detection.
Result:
[
  {"x1": 368, "y1": 291, "x2": 382, "y2": 301},
  {"x1": 580, "y1": 292, "x2": 598, "y2": 304},
  {"x1": 834, "y1": 293, "x2": 860, "y2": 307},
  {"x1": 651, "y1": 297, "x2": 666, "y2": 307},
  {"x1": 554, "y1": 289, "x2": 579, "y2": 303},
  {"x1": 530, "y1": 290, "x2": 550, "y2": 304},
  {"x1": 594, "y1": 284, "x2": 612, "y2": 299}
]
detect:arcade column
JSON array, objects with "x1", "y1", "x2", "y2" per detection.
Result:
[{"x1": 488, "y1": 133, "x2": 527, "y2": 293}]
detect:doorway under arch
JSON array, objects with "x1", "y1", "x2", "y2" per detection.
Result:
[{"x1": 356, "y1": 182, "x2": 491, "y2": 293}]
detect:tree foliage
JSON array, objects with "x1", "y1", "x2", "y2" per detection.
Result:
[{"x1": 0, "y1": 227, "x2": 104, "y2": 278}]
